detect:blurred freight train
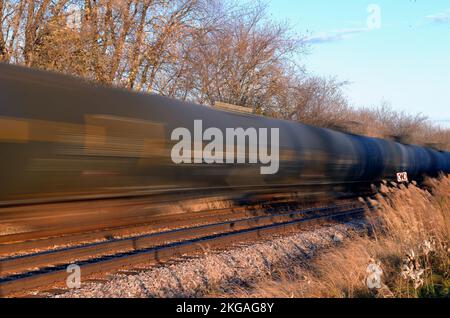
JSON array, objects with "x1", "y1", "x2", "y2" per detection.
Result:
[{"x1": 0, "y1": 63, "x2": 449, "y2": 205}]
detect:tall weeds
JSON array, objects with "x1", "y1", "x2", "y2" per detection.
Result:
[{"x1": 229, "y1": 175, "x2": 450, "y2": 298}]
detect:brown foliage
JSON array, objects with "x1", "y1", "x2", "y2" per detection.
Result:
[{"x1": 0, "y1": 0, "x2": 448, "y2": 150}]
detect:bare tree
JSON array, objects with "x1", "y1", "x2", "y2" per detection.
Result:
[
  {"x1": 0, "y1": 0, "x2": 6, "y2": 60},
  {"x1": 278, "y1": 76, "x2": 350, "y2": 129},
  {"x1": 176, "y1": 2, "x2": 302, "y2": 109},
  {"x1": 0, "y1": 0, "x2": 447, "y2": 150}
]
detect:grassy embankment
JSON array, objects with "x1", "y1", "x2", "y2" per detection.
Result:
[{"x1": 226, "y1": 175, "x2": 450, "y2": 298}]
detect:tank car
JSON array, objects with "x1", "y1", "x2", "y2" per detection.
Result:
[{"x1": 0, "y1": 63, "x2": 449, "y2": 204}]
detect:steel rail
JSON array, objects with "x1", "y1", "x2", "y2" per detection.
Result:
[
  {"x1": 0, "y1": 203, "x2": 359, "y2": 276},
  {"x1": 0, "y1": 206, "x2": 366, "y2": 297},
  {"x1": 0, "y1": 200, "x2": 345, "y2": 256},
  {"x1": 0, "y1": 189, "x2": 338, "y2": 245}
]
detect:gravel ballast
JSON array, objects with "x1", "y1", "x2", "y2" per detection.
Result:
[{"x1": 50, "y1": 220, "x2": 363, "y2": 298}]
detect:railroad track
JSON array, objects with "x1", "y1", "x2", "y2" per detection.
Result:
[
  {"x1": 0, "y1": 201, "x2": 368, "y2": 297},
  {"x1": 0, "y1": 188, "x2": 340, "y2": 244}
]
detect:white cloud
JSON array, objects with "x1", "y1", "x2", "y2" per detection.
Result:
[
  {"x1": 303, "y1": 28, "x2": 368, "y2": 44},
  {"x1": 426, "y1": 10, "x2": 450, "y2": 24}
]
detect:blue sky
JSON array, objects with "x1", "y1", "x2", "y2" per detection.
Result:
[{"x1": 266, "y1": 0, "x2": 450, "y2": 127}]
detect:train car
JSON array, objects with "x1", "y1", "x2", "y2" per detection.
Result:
[{"x1": 0, "y1": 63, "x2": 449, "y2": 204}]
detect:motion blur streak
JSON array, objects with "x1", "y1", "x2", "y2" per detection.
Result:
[{"x1": 0, "y1": 63, "x2": 449, "y2": 205}]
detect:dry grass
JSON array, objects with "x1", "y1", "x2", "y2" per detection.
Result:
[{"x1": 222, "y1": 175, "x2": 450, "y2": 298}]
